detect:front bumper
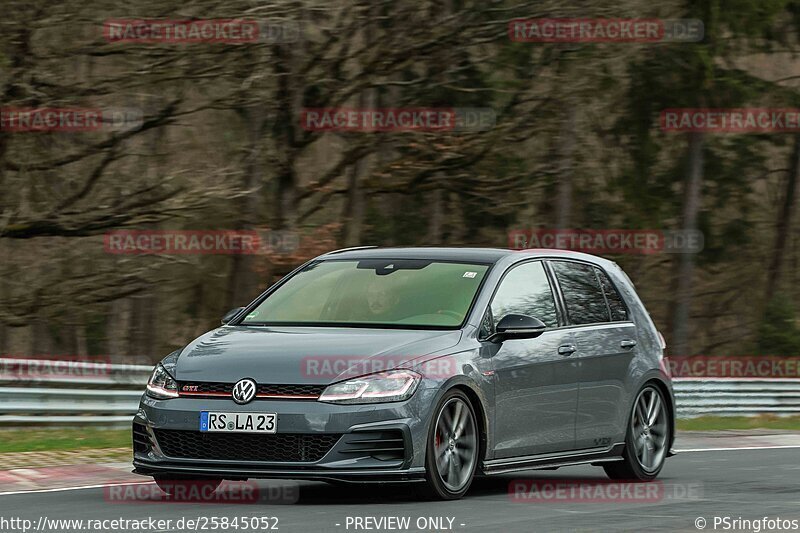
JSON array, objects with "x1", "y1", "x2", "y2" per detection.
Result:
[
  {"x1": 132, "y1": 388, "x2": 437, "y2": 482},
  {"x1": 132, "y1": 462, "x2": 426, "y2": 483}
]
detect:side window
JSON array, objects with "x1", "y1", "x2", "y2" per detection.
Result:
[
  {"x1": 490, "y1": 262, "x2": 558, "y2": 328},
  {"x1": 595, "y1": 267, "x2": 629, "y2": 322},
  {"x1": 551, "y1": 261, "x2": 610, "y2": 325}
]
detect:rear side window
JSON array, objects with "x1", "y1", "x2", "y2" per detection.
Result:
[
  {"x1": 551, "y1": 261, "x2": 610, "y2": 325},
  {"x1": 595, "y1": 267, "x2": 629, "y2": 322},
  {"x1": 490, "y1": 261, "x2": 558, "y2": 327}
]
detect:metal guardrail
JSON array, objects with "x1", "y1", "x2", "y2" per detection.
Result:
[
  {"x1": 0, "y1": 359, "x2": 150, "y2": 426},
  {"x1": 1, "y1": 360, "x2": 800, "y2": 425},
  {"x1": 673, "y1": 379, "x2": 800, "y2": 417}
]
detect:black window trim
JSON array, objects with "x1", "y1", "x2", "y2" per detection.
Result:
[
  {"x1": 543, "y1": 260, "x2": 568, "y2": 327},
  {"x1": 594, "y1": 267, "x2": 614, "y2": 323},
  {"x1": 478, "y1": 258, "x2": 563, "y2": 341},
  {"x1": 593, "y1": 264, "x2": 631, "y2": 323},
  {"x1": 545, "y1": 258, "x2": 634, "y2": 329}
]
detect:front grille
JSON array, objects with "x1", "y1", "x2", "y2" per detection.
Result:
[
  {"x1": 154, "y1": 429, "x2": 341, "y2": 462},
  {"x1": 259, "y1": 384, "x2": 326, "y2": 397},
  {"x1": 178, "y1": 382, "x2": 325, "y2": 399}
]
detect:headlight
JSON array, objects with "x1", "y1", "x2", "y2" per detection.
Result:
[
  {"x1": 318, "y1": 370, "x2": 421, "y2": 404},
  {"x1": 146, "y1": 364, "x2": 179, "y2": 399}
]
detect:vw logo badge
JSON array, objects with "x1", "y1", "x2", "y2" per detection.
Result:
[{"x1": 231, "y1": 378, "x2": 257, "y2": 404}]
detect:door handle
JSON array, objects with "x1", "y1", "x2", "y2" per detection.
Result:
[
  {"x1": 620, "y1": 339, "x2": 637, "y2": 348},
  {"x1": 558, "y1": 344, "x2": 577, "y2": 356}
]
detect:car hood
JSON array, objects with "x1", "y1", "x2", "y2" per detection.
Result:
[{"x1": 167, "y1": 326, "x2": 462, "y2": 384}]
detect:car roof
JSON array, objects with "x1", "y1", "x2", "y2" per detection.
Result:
[{"x1": 318, "y1": 246, "x2": 614, "y2": 266}]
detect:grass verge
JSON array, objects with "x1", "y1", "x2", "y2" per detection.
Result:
[
  {"x1": 677, "y1": 415, "x2": 800, "y2": 432},
  {"x1": 0, "y1": 428, "x2": 131, "y2": 453}
]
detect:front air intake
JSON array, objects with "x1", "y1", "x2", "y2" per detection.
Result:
[{"x1": 338, "y1": 430, "x2": 406, "y2": 462}]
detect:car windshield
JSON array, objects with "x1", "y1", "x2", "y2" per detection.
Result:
[{"x1": 240, "y1": 259, "x2": 490, "y2": 328}]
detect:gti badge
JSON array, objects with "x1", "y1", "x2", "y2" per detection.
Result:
[{"x1": 231, "y1": 378, "x2": 257, "y2": 404}]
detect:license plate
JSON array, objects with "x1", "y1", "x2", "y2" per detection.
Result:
[{"x1": 200, "y1": 412, "x2": 277, "y2": 433}]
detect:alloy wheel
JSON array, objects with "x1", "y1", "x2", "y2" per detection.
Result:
[
  {"x1": 631, "y1": 386, "x2": 668, "y2": 473},
  {"x1": 433, "y1": 397, "x2": 478, "y2": 492}
]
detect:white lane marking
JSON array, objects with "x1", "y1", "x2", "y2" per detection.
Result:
[
  {"x1": 677, "y1": 445, "x2": 800, "y2": 452},
  {"x1": 0, "y1": 480, "x2": 152, "y2": 496}
]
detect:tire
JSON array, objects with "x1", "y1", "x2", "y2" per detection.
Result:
[
  {"x1": 604, "y1": 384, "x2": 670, "y2": 481},
  {"x1": 153, "y1": 476, "x2": 222, "y2": 499},
  {"x1": 417, "y1": 389, "x2": 480, "y2": 500}
]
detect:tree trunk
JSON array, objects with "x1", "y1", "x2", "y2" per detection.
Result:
[
  {"x1": 272, "y1": 43, "x2": 300, "y2": 231},
  {"x1": 30, "y1": 320, "x2": 54, "y2": 356},
  {"x1": 227, "y1": 105, "x2": 266, "y2": 309},
  {"x1": 0, "y1": 323, "x2": 7, "y2": 356},
  {"x1": 670, "y1": 131, "x2": 704, "y2": 356},
  {"x1": 555, "y1": 106, "x2": 577, "y2": 229},
  {"x1": 106, "y1": 298, "x2": 131, "y2": 358},
  {"x1": 341, "y1": 90, "x2": 375, "y2": 247},
  {"x1": 426, "y1": 187, "x2": 444, "y2": 244},
  {"x1": 342, "y1": 158, "x2": 367, "y2": 246},
  {"x1": 765, "y1": 134, "x2": 800, "y2": 302},
  {"x1": 129, "y1": 105, "x2": 165, "y2": 358},
  {"x1": 341, "y1": 6, "x2": 378, "y2": 247}
]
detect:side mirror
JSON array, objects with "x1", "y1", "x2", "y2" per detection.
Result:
[
  {"x1": 221, "y1": 307, "x2": 245, "y2": 325},
  {"x1": 489, "y1": 313, "x2": 547, "y2": 342}
]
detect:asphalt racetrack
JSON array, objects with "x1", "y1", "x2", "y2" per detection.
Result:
[{"x1": 2, "y1": 446, "x2": 799, "y2": 533}]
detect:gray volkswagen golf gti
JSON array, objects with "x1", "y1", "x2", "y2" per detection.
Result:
[{"x1": 133, "y1": 247, "x2": 675, "y2": 500}]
